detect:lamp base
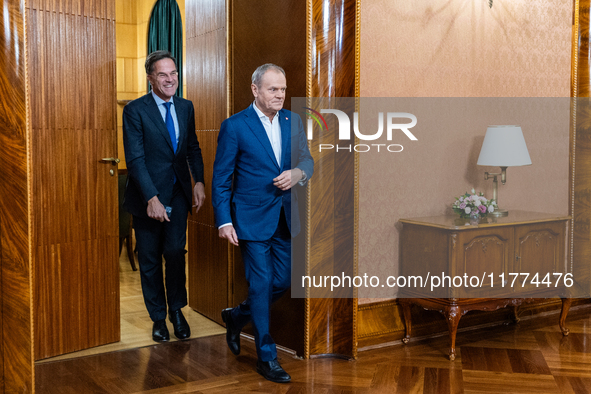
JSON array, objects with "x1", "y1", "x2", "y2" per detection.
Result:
[{"x1": 489, "y1": 209, "x2": 508, "y2": 217}]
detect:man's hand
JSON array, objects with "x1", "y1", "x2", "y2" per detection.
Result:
[
  {"x1": 273, "y1": 168, "x2": 302, "y2": 191},
  {"x1": 147, "y1": 196, "x2": 170, "y2": 222},
  {"x1": 193, "y1": 182, "x2": 206, "y2": 212},
  {"x1": 219, "y1": 225, "x2": 239, "y2": 246}
]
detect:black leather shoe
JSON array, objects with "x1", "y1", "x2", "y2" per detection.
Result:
[
  {"x1": 152, "y1": 320, "x2": 169, "y2": 342},
  {"x1": 256, "y1": 359, "x2": 291, "y2": 383},
  {"x1": 221, "y1": 308, "x2": 241, "y2": 355},
  {"x1": 169, "y1": 309, "x2": 191, "y2": 340}
]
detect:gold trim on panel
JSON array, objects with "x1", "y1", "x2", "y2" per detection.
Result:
[
  {"x1": 226, "y1": 0, "x2": 233, "y2": 308},
  {"x1": 352, "y1": 0, "x2": 361, "y2": 360},
  {"x1": 569, "y1": 0, "x2": 579, "y2": 274},
  {"x1": 226, "y1": 0, "x2": 232, "y2": 119},
  {"x1": 24, "y1": 0, "x2": 35, "y2": 382},
  {"x1": 355, "y1": 0, "x2": 360, "y2": 99},
  {"x1": 304, "y1": 0, "x2": 313, "y2": 360}
]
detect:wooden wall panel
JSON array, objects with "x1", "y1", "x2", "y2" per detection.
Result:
[
  {"x1": 307, "y1": 0, "x2": 358, "y2": 358},
  {"x1": 573, "y1": 0, "x2": 591, "y2": 296},
  {"x1": 0, "y1": 0, "x2": 33, "y2": 391},
  {"x1": 188, "y1": 29, "x2": 227, "y2": 133},
  {"x1": 232, "y1": 0, "x2": 307, "y2": 113},
  {"x1": 186, "y1": 0, "x2": 229, "y2": 323},
  {"x1": 28, "y1": 1, "x2": 119, "y2": 360},
  {"x1": 187, "y1": 222, "x2": 228, "y2": 324},
  {"x1": 186, "y1": 0, "x2": 225, "y2": 38},
  {"x1": 229, "y1": 0, "x2": 308, "y2": 357},
  {"x1": 190, "y1": 130, "x2": 217, "y2": 226},
  {"x1": 28, "y1": 0, "x2": 115, "y2": 19}
]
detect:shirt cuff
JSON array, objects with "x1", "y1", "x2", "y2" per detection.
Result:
[{"x1": 218, "y1": 223, "x2": 233, "y2": 230}]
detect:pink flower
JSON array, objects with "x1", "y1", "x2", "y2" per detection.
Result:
[
  {"x1": 478, "y1": 205, "x2": 487, "y2": 213},
  {"x1": 459, "y1": 202, "x2": 466, "y2": 209}
]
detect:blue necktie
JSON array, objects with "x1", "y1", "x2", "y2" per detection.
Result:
[{"x1": 164, "y1": 102, "x2": 177, "y2": 153}]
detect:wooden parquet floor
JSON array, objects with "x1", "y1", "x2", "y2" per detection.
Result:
[{"x1": 35, "y1": 305, "x2": 591, "y2": 393}]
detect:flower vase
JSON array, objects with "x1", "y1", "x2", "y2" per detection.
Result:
[{"x1": 469, "y1": 212, "x2": 480, "y2": 226}]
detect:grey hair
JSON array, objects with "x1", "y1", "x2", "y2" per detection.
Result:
[
  {"x1": 145, "y1": 50, "x2": 177, "y2": 74},
  {"x1": 251, "y1": 63, "x2": 286, "y2": 87}
]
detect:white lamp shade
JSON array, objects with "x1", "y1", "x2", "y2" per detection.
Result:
[{"x1": 477, "y1": 125, "x2": 532, "y2": 167}]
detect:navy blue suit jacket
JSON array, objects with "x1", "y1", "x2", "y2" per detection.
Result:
[
  {"x1": 123, "y1": 93, "x2": 204, "y2": 218},
  {"x1": 212, "y1": 104, "x2": 314, "y2": 241}
]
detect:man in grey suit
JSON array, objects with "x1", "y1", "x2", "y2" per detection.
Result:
[{"x1": 123, "y1": 50, "x2": 205, "y2": 342}]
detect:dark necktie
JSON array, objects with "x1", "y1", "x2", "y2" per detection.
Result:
[{"x1": 164, "y1": 102, "x2": 177, "y2": 153}]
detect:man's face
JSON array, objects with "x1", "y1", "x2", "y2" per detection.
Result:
[
  {"x1": 252, "y1": 70, "x2": 287, "y2": 118},
  {"x1": 147, "y1": 58, "x2": 178, "y2": 101}
]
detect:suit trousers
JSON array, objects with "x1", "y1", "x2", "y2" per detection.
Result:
[
  {"x1": 231, "y1": 208, "x2": 291, "y2": 362},
  {"x1": 133, "y1": 183, "x2": 189, "y2": 322}
]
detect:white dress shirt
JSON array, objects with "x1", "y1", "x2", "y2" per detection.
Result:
[{"x1": 253, "y1": 101, "x2": 282, "y2": 165}]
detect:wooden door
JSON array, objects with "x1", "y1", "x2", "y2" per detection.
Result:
[
  {"x1": 29, "y1": 0, "x2": 120, "y2": 360},
  {"x1": 186, "y1": 0, "x2": 229, "y2": 324}
]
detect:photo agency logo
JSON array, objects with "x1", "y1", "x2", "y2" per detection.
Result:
[{"x1": 304, "y1": 107, "x2": 418, "y2": 152}]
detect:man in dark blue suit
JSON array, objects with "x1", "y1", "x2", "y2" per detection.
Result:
[
  {"x1": 123, "y1": 51, "x2": 205, "y2": 343},
  {"x1": 212, "y1": 64, "x2": 314, "y2": 383}
]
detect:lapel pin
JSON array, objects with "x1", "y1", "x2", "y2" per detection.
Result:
[{"x1": 285, "y1": 117, "x2": 288, "y2": 120}]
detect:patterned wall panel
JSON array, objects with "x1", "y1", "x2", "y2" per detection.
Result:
[
  {"x1": 573, "y1": 0, "x2": 591, "y2": 296},
  {"x1": 0, "y1": 0, "x2": 33, "y2": 391},
  {"x1": 306, "y1": 0, "x2": 358, "y2": 358}
]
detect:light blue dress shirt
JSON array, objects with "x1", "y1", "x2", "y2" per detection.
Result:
[{"x1": 151, "y1": 91, "x2": 179, "y2": 146}]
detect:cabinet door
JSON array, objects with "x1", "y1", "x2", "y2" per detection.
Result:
[
  {"x1": 454, "y1": 227, "x2": 514, "y2": 297},
  {"x1": 513, "y1": 221, "x2": 566, "y2": 295}
]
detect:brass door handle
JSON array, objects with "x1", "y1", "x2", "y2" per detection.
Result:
[{"x1": 100, "y1": 157, "x2": 120, "y2": 165}]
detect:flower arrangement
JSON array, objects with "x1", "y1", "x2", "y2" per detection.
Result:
[{"x1": 452, "y1": 189, "x2": 498, "y2": 219}]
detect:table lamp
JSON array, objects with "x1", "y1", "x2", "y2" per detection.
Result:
[{"x1": 477, "y1": 125, "x2": 532, "y2": 217}]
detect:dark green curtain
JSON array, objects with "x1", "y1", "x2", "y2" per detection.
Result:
[{"x1": 147, "y1": 0, "x2": 183, "y2": 97}]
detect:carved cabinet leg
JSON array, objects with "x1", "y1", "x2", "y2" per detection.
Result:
[
  {"x1": 444, "y1": 305, "x2": 461, "y2": 361},
  {"x1": 401, "y1": 301, "x2": 412, "y2": 344},
  {"x1": 560, "y1": 297, "x2": 572, "y2": 336}
]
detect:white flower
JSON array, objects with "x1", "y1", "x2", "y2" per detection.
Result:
[
  {"x1": 488, "y1": 205, "x2": 495, "y2": 213},
  {"x1": 464, "y1": 207, "x2": 471, "y2": 214},
  {"x1": 473, "y1": 199, "x2": 481, "y2": 207},
  {"x1": 471, "y1": 188, "x2": 476, "y2": 194}
]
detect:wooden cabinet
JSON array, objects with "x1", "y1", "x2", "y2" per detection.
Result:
[{"x1": 398, "y1": 211, "x2": 571, "y2": 360}]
